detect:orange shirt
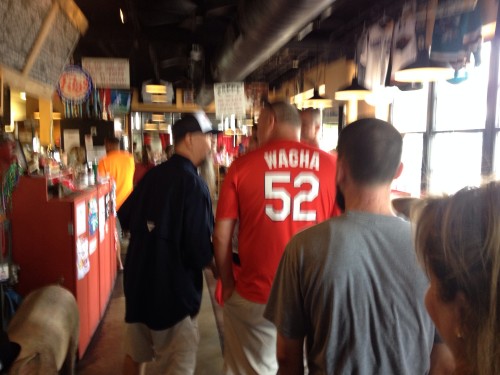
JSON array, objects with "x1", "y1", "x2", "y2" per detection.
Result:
[{"x1": 98, "y1": 150, "x2": 135, "y2": 209}]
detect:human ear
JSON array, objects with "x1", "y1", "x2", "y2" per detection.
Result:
[
  {"x1": 336, "y1": 160, "x2": 346, "y2": 185},
  {"x1": 453, "y1": 291, "x2": 469, "y2": 339},
  {"x1": 394, "y1": 162, "x2": 404, "y2": 179}
]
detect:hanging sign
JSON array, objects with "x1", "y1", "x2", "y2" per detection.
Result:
[
  {"x1": 82, "y1": 58, "x2": 130, "y2": 89},
  {"x1": 57, "y1": 65, "x2": 93, "y2": 103},
  {"x1": 214, "y1": 82, "x2": 246, "y2": 119}
]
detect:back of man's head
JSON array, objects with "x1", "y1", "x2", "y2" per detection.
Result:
[
  {"x1": 272, "y1": 101, "x2": 301, "y2": 128},
  {"x1": 258, "y1": 101, "x2": 301, "y2": 144},
  {"x1": 337, "y1": 118, "x2": 402, "y2": 185},
  {"x1": 105, "y1": 137, "x2": 120, "y2": 153}
]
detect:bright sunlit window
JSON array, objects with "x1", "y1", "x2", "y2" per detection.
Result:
[
  {"x1": 428, "y1": 132, "x2": 483, "y2": 194},
  {"x1": 392, "y1": 84, "x2": 428, "y2": 133},
  {"x1": 391, "y1": 84, "x2": 428, "y2": 196},
  {"x1": 391, "y1": 133, "x2": 424, "y2": 197},
  {"x1": 390, "y1": 41, "x2": 493, "y2": 196},
  {"x1": 435, "y1": 43, "x2": 490, "y2": 131}
]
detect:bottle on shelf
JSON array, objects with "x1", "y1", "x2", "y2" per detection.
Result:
[
  {"x1": 88, "y1": 162, "x2": 95, "y2": 185},
  {"x1": 92, "y1": 158, "x2": 98, "y2": 184},
  {"x1": 80, "y1": 165, "x2": 89, "y2": 188}
]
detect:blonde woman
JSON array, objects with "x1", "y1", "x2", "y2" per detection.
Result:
[{"x1": 414, "y1": 182, "x2": 500, "y2": 375}]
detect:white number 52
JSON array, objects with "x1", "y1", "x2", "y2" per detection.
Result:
[{"x1": 265, "y1": 172, "x2": 319, "y2": 221}]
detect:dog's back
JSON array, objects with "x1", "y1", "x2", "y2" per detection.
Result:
[{"x1": 7, "y1": 285, "x2": 79, "y2": 375}]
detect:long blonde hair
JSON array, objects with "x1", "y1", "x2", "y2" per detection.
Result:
[
  {"x1": 414, "y1": 182, "x2": 500, "y2": 375},
  {"x1": 198, "y1": 155, "x2": 216, "y2": 201}
]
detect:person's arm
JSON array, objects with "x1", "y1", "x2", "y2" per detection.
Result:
[
  {"x1": 97, "y1": 159, "x2": 106, "y2": 177},
  {"x1": 276, "y1": 333, "x2": 304, "y2": 375},
  {"x1": 213, "y1": 218, "x2": 236, "y2": 301},
  {"x1": 429, "y1": 343, "x2": 455, "y2": 375}
]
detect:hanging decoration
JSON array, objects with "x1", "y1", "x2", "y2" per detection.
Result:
[{"x1": 57, "y1": 65, "x2": 93, "y2": 118}]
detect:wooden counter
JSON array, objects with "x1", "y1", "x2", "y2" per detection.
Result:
[{"x1": 11, "y1": 175, "x2": 117, "y2": 357}]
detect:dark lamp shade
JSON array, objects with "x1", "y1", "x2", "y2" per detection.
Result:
[
  {"x1": 394, "y1": 50, "x2": 454, "y2": 82},
  {"x1": 302, "y1": 88, "x2": 333, "y2": 109},
  {"x1": 334, "y1": 78, "x2": 371, "y2": 101}
]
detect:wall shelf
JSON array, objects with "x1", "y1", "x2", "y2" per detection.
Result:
[{"x1": 131, "y1": 88, "x2": 202, "y2": 113}]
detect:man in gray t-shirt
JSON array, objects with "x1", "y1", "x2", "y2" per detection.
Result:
[{"x1": 265, "y1": 118, "x2": 449, "y2": 374}]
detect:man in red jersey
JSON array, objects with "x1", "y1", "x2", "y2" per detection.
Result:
[{"x1": 214, "y1": 101, "x2": 340, "y2": 375}]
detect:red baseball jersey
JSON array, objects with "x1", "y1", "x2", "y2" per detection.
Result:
[{"x1": 216, "y1": 139, "x2": 340, "y2": 303}]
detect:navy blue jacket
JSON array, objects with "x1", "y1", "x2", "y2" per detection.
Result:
[{"x1": 118, "y1": 154, "x2": 214, "y2": 330}]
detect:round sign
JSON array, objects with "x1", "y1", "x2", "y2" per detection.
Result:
[{"x1": 57, "y1": 65, "x2": 93, "y2": 103}]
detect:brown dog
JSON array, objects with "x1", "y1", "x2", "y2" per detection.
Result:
[{"x1": 7, "y1": 285, "x2": 79, "y2": 375}]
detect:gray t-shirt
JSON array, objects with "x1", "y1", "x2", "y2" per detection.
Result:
[{"x1": 265, "y1": 211, "x2": 435, "y2": 375}]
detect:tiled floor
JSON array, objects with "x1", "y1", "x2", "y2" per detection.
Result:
[{"x1": 76, "y1": 271, "x2": 224, "y2": 374}]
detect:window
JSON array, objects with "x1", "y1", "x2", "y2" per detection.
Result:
[
  {"x1": 391, "y1": 133, "x2": 423, "y2": 197},
  {"x1": 389, "y1": 41, "x2": 494, "y2": 196},
  {"x1": 392, "y1": 85, "x2": 428, "y2": 133},
  {"x1": 428, "y1": 132, "x2": 483, "y2": 194},
  {"x1": 434, "y1": 43, "x2": 490, "y2": 131},
  {"x1": 429, "y1": 42, "x2": 491, "y2": 194},
  {"x1": 320, "y1": 107, "x2": 339, "y2": 151},
  {"x1": 391, "y1": 84, "x2": 428, "y2": 196}
]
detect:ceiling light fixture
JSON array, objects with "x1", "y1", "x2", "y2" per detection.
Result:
[
  {"x1": 119, "y1": 8, "x2": 125, "y2": 24},
  {"x1": 394, "y1": 49, "x2": 454, "y2": 82},
  {"x1": 334, "y1": 77, "x2": 371, "y2": 101},
  {"x1": 303, "y1": 88, "x2": 333, "y2": 109},
  {"x1": 334, "y1": 36, "x2": 371, "y2": 101},
  {"x1": 395, "y1": 0, "x2": 454, "y2": 83},
  {"x1": 302, "y1": 57, "x2": 333, "y2": 109}
]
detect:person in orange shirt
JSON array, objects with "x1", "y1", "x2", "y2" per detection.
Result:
[{"x1": 98, "y1": 137, "x2": 135, "y2": 270}]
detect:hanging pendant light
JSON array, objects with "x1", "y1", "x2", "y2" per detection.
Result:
[
  {"x1": 335, "y1": 33, "x2": 371, "y2": 102},
  {"x1": 303, "y1": 88, "x2": 333, "y2": 109},
  {"x1": 394, "y1": 48, "x2": 454, "y2": 82},
  {"x1": 334, "y1": 77, "x2": 371, "y2": 101},
  {"x1": 395, "y1": 0, "x2": 454, "y2": 83}
]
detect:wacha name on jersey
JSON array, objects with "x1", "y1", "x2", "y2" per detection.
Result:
[{"x1": 264, "y1": 149, "x2": 320, "y2": 171}]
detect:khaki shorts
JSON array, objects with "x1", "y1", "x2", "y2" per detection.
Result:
[
  {"x1": 124, "y1": 316, "x2": 199, "y2": 374},
  {"x1": 223, "y1": 292, "x2": 277, "y2": 375}
]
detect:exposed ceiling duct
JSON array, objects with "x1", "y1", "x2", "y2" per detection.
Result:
[{"x1": 197, "y1": 0, "x2": 335, "y2": 105}]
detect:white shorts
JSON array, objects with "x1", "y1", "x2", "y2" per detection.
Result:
[
  {"x1": 124, "y1": 316, "x2": 199, "y2": 374},
  {"x1": 223, "y1": 292, "x2": 277, "y2": 375}
]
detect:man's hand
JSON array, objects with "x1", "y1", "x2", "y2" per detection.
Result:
[
  {"x1": 206, "y1": 257, "x2": 219, "y2": 279},
  {"x1": 222, "y1": 283, "x2": 235, "y2": 302}
]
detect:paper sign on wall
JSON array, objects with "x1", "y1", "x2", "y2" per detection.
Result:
[
  {"x1": 76, "y1": 237, "x2": 90, "y2": 280},
  {"x1": 214, "y1": 82, "x2": 246, "y2": 119},
  {"x1": 82, "y1": 58, "x2": 130, "y2": 89},
  {"x1": 76, "y1": 202, "x2": 86, "y2": 236}
]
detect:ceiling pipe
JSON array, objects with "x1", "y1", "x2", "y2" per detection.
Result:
[{"x1": 196, "y1": 0, "x2": 334, "y2": 106}]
